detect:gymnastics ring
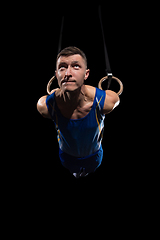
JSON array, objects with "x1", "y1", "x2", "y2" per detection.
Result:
[
  {"x1": 47, "y1": 75, "x2": 123, "y2": 96},
  {"x1": 47, "y1": 76, "x2": 56, "y2": 95},
  {"x1": 98, "y1": 76, "x2": 123, "y2": 96}
]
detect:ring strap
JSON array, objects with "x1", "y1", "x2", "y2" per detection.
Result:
[{"x1": 98, "y1": 76, "x2": 123, "y2": 96}]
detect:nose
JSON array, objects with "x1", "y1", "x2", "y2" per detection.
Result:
[{"x1": 65, "y1": 66, "x2": 72, "y2": 78}]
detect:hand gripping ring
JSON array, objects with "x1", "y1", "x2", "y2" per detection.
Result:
[
  {"x1": 98, "y1": 76, "x2": 123, "y2": 96},
  {"x1": 47, "y1": 76, "x2": 56, "y2": 95}
]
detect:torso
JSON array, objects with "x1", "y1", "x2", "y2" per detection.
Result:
[{"x1": 55, "y1": 85, "x2": 96, "y2": 120}]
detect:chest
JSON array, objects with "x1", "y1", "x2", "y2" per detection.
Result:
[{"x1": 57, "y1": 101, "x2": 93, "y2": 120}]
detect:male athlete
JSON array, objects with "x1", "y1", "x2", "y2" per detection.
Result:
[{"x1": 37, "y1": 46, "x2": 120, "y2": 178}]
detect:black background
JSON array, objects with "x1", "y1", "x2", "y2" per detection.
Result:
[
  {"x1": 24, "y1": 4, "x2": 135, "y2": 187},
  {"x1": 3, "y1": 2, "x2": 157, "y2": 234},
  {"x1": 11, "y1": 2, "x2": 146, "y2": 214}
]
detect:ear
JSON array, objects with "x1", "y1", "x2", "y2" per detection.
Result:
[{"x1": 84, "y1": 69, "x2": 90, "y2": 80}]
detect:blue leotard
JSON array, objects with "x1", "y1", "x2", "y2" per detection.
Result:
[{"x1": 46, "y1": 88, "x2": 106, "y2": 173}]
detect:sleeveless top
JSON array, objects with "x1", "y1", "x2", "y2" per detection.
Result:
[{"x1": 46, "y1": 88, "x2": 106, "y2": 158}]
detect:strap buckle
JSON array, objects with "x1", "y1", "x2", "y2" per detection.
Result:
[
  {"x1": 107, "y1": 72, "x2": 113, "y2": 78},
  {"x1": 107, "y1": 72, "x2": 113, "y2": 89}
]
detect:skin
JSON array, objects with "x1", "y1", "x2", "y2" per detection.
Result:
[{"x1": 37, "y1": 54, "x2": 120, "y2": 119}]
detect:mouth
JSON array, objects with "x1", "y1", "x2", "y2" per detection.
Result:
[{"x1": 61, "y1": 79, "x2": 76, "y2": 85}]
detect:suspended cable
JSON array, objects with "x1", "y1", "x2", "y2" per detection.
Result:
[{"x1": 98, "y1": 6, "x2": 112, "y2": 89}]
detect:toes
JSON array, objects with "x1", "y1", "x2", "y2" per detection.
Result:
[
  {"x1": 80, "y1": 168, "x2": 89, "y2": 177},
  {"x1": 73, "y1": 173, "x2": 80, "y2": 178}
]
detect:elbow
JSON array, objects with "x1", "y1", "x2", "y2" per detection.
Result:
[
  {"x1": 113, "y1": 99, "x2": 120, "y2": 110},
  {"x1": 112, "y1": 93, "x2": 120, "y2": 110},
  {"x1": 37, "y1": 99, "x2": 42, "y2": 114},
  {"x1": 37, "y1": 96, "x2": 50, "y2": 118},
  {"x1": 37, "y1": 96, "x2": 45, "y2": 115}
]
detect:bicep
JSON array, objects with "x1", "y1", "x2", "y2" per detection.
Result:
[
  {"x1": 103, "y1": 90, "x2": 120, "y2": 114},
  {"x1": 37, "y1": 95, "x2": 51, "y2": 118}
]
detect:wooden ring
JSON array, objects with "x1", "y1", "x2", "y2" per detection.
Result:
[
  {"x1": 47, "y1": 75, "x2": 123, "y2": 96},
  {"x1": 47, "y1": 76, "x2": 56, "y2": 95},
  {"x1": 98, "y1": 76, "x2": 123, "y2": 96}
]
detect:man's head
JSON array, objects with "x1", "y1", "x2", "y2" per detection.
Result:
[
  {"x1": 55, "y1": 46, "x2": 90, "y2": 92},
  {"x1": 56, "y1": 46, "x2": 88, "y2": 68}
]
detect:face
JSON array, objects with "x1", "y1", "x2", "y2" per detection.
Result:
[{"x1": 55, "y1": 54, "x2": 90, "y2": 92}]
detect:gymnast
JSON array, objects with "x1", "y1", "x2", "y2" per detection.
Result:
[{"x1": 37, "y1": 46, "x2": 121, "y2": 178}]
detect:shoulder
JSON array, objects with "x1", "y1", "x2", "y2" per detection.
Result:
[
  {"x1": 84, "y1": 85, "x2": 106, "y2": 106},
  {"x1": 85, "y1": 85, "x2": 96, "y2": 98},
  {"x1": 85, "y1": 85, "x2": 107, "y2": 100},
  {"x1": 37, "y1": 88, "x2": 60, "y2": 118}
]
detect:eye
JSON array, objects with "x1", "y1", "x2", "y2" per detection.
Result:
[
  {"x1": 73, "y1": 64, "x2": 80, "y2": 69},
  {"x1": 59, "y1": 65, "x2": 66, "y2": 71},
  {"x1": 60, "y1": 66, "x2": 65, "y2": 69}
]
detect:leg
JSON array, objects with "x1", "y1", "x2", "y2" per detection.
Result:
[
  {"x1": 73, "y1": 168, "x2": 89, "y2": 178},
  {"x1": 73, "y1": 167, "x2": 83, "y2": 178}
]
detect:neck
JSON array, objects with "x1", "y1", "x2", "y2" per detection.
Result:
[{"x1": 63, "y1": 85, "x2": 86, "y2": 106}]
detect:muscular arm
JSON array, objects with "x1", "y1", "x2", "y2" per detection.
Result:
[
  {"x1": 103, "y1": 90, "x2": 120, "y2": 114},
  {"x1": 37, "y1": 95, "x2": 51, "y2": 118},
  {"x1": 37, "y1": 88, "x2": 59, "y2": 118}
]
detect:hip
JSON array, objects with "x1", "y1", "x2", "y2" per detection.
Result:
[{"x1": 58, "y1": 145, "x2": 103, "y2": 173}]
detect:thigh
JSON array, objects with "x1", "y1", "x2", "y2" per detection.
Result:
[
  {"x1": 83, "y1": 148, "x2": 103, "y2": 173},
  {"x1": 59, "y1": 147, "x2": 103, "y2": 174},
  {"x1": 59, "y1": 149, "x2": 82, "y2": 173}
]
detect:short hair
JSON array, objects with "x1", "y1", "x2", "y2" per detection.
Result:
[{"x1": 56, "y1": 46, "x2": 87, "y2": 67}]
